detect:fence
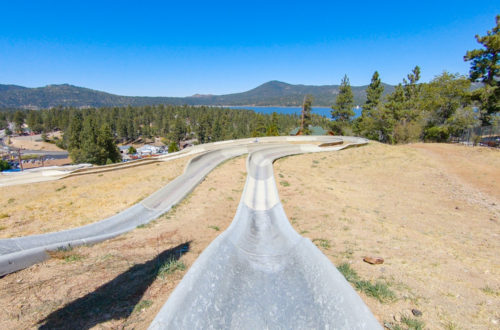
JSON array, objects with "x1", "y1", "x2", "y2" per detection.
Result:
[{"x1": 452, "y1": 125, "x2": 500, "y2": 147}]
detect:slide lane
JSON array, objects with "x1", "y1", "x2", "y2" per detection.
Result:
[{"x1": 149, "y1": 137, "x2": 381, "y2": 329}]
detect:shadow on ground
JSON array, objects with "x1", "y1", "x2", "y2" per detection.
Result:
[{"x1": 38, "y1": 242, "x2": 190, "y2": 329}]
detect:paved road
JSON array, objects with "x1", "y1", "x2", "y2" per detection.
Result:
[{"x1": 0, "y1": 136, "x2": 380, "y2": 328}]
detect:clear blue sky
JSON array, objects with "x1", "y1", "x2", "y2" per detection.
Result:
[{"x1": 1, "y1": 1, "x2": 498, "y2": 96}]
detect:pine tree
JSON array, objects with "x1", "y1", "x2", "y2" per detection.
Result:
[
  {"x1": 97, "y1": 123, "x2": 120, "y2": 164},
  {"x1": 67, "y1": 112, "x2": 83, "y2": 151},
  {"x1": 464, "y1": 15, "x2": 500, "y2": 125},
  {"x1": 252, "y1": 114, "x2": 267, "y2": 137},
  {"x1": 197, "y1": 114, "x2": 211, "y2": 144},
  {"x1": 301, "y1": 95, "x2": 313, "y2": 135},
  {"x1": 212, "y1": 116, "x2": 223, "y2": 141},
  {"x1": 364, "y1": 71, "x2": 384, "y2": 115},
  {"x1": 403, "y1": 66, "x2": 422, "y2": 115},
  {"x1": 266, "y1": 112, "x2": 279, "y2": 136},
  {"x1": 170, "y1": 117, "x2": 186, "y2": 146},
  {"x1": 331, "y1": 75, "x2": 354, "y2": 134},
  {"x1": 77, "y1": 116, "x2": 99, "y2": 164}
]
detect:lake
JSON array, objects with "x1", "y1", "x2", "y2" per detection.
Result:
[{"x1": 227, "y1": 106, "x2": 362, "y2": 118}]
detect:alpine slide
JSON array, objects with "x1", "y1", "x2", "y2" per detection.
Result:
[{"x1": 0, "y1": 136, "x2": 381, "y2": 329}]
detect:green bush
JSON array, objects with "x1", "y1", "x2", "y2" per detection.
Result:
[
  {"x1": 128, "y1": 146, "x2": 137, "y2": 154},
  {"x1": 424, "y1": 126, "x2": 450, "y2": 142},
  {"x1": 168, "y1": 141, "x2": 179, "y2": 153},
  {"x1": 0, "y1": 159, "x2": 11, "y2": 171}
]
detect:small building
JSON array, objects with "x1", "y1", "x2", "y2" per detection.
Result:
[{"x1": 137, "y1": 144, "x2": 161, "y2": 156}]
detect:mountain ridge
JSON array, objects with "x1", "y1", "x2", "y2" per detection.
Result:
[{"x1": 0, "y1": 80, "x2": 395, "y2": 109}]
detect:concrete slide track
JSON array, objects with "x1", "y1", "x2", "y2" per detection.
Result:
[
  {"x1": 149, "y1": 137, "x2": 381, "y2": 329},
  {"x1": 0, "y1": 136, "x2": 381, "y2": 328},
  {"x1": 0, "y1": 136, "x2": 330, "y2": 275}
]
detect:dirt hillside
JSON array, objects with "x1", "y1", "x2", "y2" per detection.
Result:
[
  {"x1": 274, "y1": 142, "x2": 499, "y2": 329},
  {"x1": 0, "y1": 157, "x2": 192, "y2": 238},
  {"x1": 0, "y1": 143, "x2": 498, "y2": 329}
]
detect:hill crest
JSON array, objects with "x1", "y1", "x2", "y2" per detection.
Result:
[{"x1": 0, "y1": 81, "x2": 395, "y2": 109}]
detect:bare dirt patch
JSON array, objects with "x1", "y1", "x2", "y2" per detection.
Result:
[
  {"x1": 274, "y1": 142, "x2": 500, "y2": 329},
  {"x1": 20, "y1": 157, "x2": 72, "y2": 169},
  {"x1": 9, "y1": 135, "x2": 64, "y2": 152},
  {"x1": 0, "y1": 157, "x2": 192, "y2": 238},
  {"x1": 409, "y1": 143, "x2": 500, "y2": 201},
  {"x1": 0, "y1": 156, "x2": 247, "y2": 329}
]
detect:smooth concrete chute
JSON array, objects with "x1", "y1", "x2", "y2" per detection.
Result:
[{"x1": 149, "y1": 137, "x2": 381, "y2": 329}]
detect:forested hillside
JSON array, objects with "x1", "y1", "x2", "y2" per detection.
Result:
[
  {"x1": 0, "y1": 81, "x2": 394, "y2": 109},
  {"x1": 0, "y1": 105, "x2": 329, "y2": 164}
]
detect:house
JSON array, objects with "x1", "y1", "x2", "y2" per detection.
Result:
[{"x1": 137, "y1": 144, "x2": 161, "y2": 156}]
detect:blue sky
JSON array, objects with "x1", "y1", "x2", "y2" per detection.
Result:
[{"x1": 1, "y1": 1, "x2": 499, "y2": 96}]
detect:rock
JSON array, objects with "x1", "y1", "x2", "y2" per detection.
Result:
[
  {"x1": 363, "y1": 256, "x2": 384, "y2": 265},
  {"x1": 412, "y1": 309, "x2": 422, "y2": 317},
  {"x1": 393, "y1": 314, "x2": 401, "y2": 322}
]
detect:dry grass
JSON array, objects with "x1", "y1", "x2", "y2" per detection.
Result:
[
  {"x1": 0, "y1": 156, "x2": 192, "y2": 238},
  {"x1": 0, "y1": 156, "x2": 247, "y2": 329},
  {"x1": 0, "y1": 143, "x2": 499, "y2": 329},
  {"x1": 274, "y1": 142, "x2": 500, "y2": 329}
]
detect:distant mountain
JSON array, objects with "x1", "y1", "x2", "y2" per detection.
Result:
[{"x1": 0, "y1": 81, "x2": 396, "y2": 109}]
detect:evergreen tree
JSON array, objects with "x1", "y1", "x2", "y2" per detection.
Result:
[
  {"x1": 13, "y1": 111, "x2": 25, "y2": 134},
  {"x1": 170, "y1": 116, "x2": 187, "y2": 146},
  {"x1": 67, "y1": 112, "x2": 83, "y2": 151},
  {"x1": 331, "y1": 74, "x2": 354, "y2": 134},
  {"x1": 364, "y1": 71, "x2": 384, "y2": 114},
  {"x1": 301, "y1": 95, "x2": 313, "y2": 135},
  {"x1": 76, "y1": 116, "x2": 99, "y2": 164},
  {"x1": 355, "y1": 71, "x2": 385, "y2": 140},
  {"x1": 212, "y1": 116, "x2": 223, "y2": 141},
  {"x1": 403, "y1": 66, "x2": 422, "y2": 105},
  {"x1": 464, "y1": 15, "x2": 500, "y2": 125},
  {"x1": 197, "y1": 114, "x2": 211, "y2": 144},
  {"x1": 97, "y1": 123, "x2": 121, "y2": 164},
  {"x1": 252, "y1": 114, "x2": 267, "y2": 137},
  {"x1": 266, "y1": 112, "x2": 279, "y2": 136}
]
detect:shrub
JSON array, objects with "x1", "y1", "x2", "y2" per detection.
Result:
[
  {"x1": 394, "y1": 120, "x2": 423, "y2": 143},
  {"x1": 168, "y1": 141, "x2": 179, "y2": 153},
  {"x1": 0, "y1": 159, "x2": 11, "y2": 171},
  {"x1": 128, "y1": 146, "x2": 137, "y2": 154},
  {"x1": 424, "y1": 126, "x2": 450, "y2": 142}
]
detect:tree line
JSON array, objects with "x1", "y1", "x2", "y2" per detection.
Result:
[
  {"x1": 324, "y1": 15, "x2": 499, "y2": 143},
  {"x1": 1, "y1": 15, "x2": 497, "y2": 164},
  {"x1": 0, "y1": 105, "x2": 329, "y2": 164}
]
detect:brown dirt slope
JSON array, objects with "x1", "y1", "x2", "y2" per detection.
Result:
[
  {"x1": 274, "y1": 142, "x2": 499, "y2": 329},
  {"x1": 0, "y1": 156, "x2": 191, "y2": 238}
]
